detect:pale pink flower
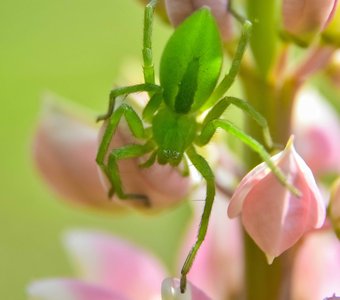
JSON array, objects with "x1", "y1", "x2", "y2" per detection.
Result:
[
  {"x1": 32, "y1": 93, "x2": 190, "y2": 212},
  {"x1": 165, "y1": 0, "x2": 233, "y2": 41},
  {"x1": 27, "y1": 230, "x2": 210, "y2": 300},
  {"x1": 293, "y1": 89, "x2": 340, "y2": 176},
  {"x1": 282, "y1": 0, "x2": 338, "y2": 44},
  {"x1": 228, "y1": 137, "x2": 326, "y2": 263},
  {"x1": 292, "y1": 231, "x2": 340, "y2": 300}
]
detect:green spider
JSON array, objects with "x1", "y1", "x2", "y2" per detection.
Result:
[{"x1": 96, "y1": 0, "x2": 297, "y2": 293}]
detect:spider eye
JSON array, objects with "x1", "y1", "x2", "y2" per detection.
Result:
[{"x1": 158, "y1": 149, "x2": 182, "y2": 166}]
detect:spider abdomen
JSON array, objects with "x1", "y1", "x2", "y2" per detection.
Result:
[{"x1": 159, "y1": 8, "x2": 223, "y2": 114}]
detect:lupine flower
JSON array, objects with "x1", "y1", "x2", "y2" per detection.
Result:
[
  {"x1": 164, "y1": 0, "x2": 233, "y2": 41},
  {"x1": 27, "y1": 230, "x2": 211, "y2": 300},
  {"x1": 292, "y1": 230, "x2": 340, "y2": 300},
  {"x1": 228, "y1": 137, "x2": 326, "y2": 263},
  {"x1": 282, "y1": 0, "x2": 338, "y2": 45},
  {"x1": 32, "y1": 93, "x2": 190, "y2": 212},
  {"x1": 293, "y1": 89, "x2": 340, "y2": 176}
]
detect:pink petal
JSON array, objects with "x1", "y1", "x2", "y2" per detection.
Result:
[
  {"x1": 292, "y1": 231, "x2": 340, "y2": 299},
  {"x1": 228, "y1": 138, "x2": 326, "y2": 262},
  {"x1": 63, "y1": 230, "x2": 167, "y2": 300},
  {"x1": 227, "y1": 151, "x2": 283, "y2": 218},
  {"x1": 32, "y1": 93, "x2": 125, "y2": 212},
  {"x1": 27, "y1": 279, "x2": 128, "y2": 300}
]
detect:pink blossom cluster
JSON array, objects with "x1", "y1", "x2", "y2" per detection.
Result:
[{"x1": 29, "y1": 88, "x2": 340, "y2": 299}]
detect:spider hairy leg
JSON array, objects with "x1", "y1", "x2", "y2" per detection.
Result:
[{"x1": 180, "y1": 146, "x2": 215, "y2": 293}]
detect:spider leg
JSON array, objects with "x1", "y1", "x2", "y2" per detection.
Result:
[
  {"x1": 97, "y1": 83, "x2": 161, "y2": 122},
  {"x1": 143, "y1": 0, "x2": 158, "y2": 84},
  {"x1": 202, "y1": 96, "x2": 273, "y2": 148},
  {"x1": 180, "y1": 146, "x2": 215, "y2": 293},
  {"x1": 142, "y1": 92, "x2": 163, "y2": 122},
  {"x1": 96, "y1": 103, "x2": 154, "y2": 201},
  {"x1": 205, "y1": 18, "x2": 252, "y2": 108},
  {"x1": 196, "y1": 119, "x2": 300, "y2": 196},
  {"x1": 106, "y1": 142, "x2": 155, "y2": 205}
]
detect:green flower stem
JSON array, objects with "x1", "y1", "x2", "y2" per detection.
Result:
[{"x1": 239, "y1": 68, "x2": 299, "y2": 300}]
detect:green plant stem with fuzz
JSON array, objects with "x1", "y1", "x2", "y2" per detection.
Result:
[{"x1": 239, "y1": 66, "x2": 300, "y2": 300}]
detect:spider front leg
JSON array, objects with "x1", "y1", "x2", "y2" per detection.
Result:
[
  {"x1": 202, "y1": 96, "x2": 273, "y2": 149},
  {"x1": 97, "y1": 84, "x2": 160, "y2": 122},
  {"x1": 204, "y1": 17, "x2": 252, "y2": 108},
  {"x1": 143, "y1": 0, "x2": 158, "y2": 84},
  {"x1": 196, "y1": 119, "x2": 300, "y2": 196},
  {"x1": 96, "y1": 102, "x2": 153, "y2": 202},
  {"x1": 180, "y1": 146, "x2": 215, "y2": 293}
]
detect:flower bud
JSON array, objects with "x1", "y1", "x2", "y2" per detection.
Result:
[
  {"x1": 282, "y1": 0, "x2": 338, "y2": 46},
  {"x1": 329, "y1": 178, "x2": 340, "y2": 237},
  {"x1": 165, "y1": 0, "x2": 233, "y2": 41},
  {"x1": 228, "y1": 137, "x2": 326, "y2": 263}
]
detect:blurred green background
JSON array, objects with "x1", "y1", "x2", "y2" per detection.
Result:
[{"x1": 0, "y1": 1, "x2": 190, "y2": 299}]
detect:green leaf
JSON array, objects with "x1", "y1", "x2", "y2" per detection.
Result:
[{"x1": 160, "y1": 8, "x2": 223, "y2": 113}]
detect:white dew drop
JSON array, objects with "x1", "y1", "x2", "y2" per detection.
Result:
[{"x1": 161, "y1": 278, "x2": 192, "y2": 300}]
